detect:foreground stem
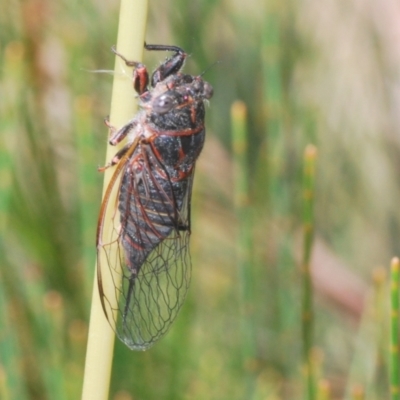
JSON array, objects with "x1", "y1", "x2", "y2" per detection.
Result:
[{"x1": 81, "y1": 1, "x2": 148, "y2": 399}]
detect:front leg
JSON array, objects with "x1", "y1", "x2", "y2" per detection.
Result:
[
  {"x1": 111, "y1": 46, "x2": 149, "y2": 95},
  {"x1": 104, "y1": 117, "x2": 138, "y2": 146},
  {"x1": 144, "y1": 44, "x2": 187, "y2": 87},
  {"x1": 98, "y1": 142, "x2": 132, "y2": 172}
]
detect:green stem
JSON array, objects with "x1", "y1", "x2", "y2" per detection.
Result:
[
  {"x1": 81, "y1": 1, "x2": 148, "y2": 399},
  {"x1": 302, "y1": 144, "x2": 317, "y2": 400},
  {"x1": 391, "y1": 257, "x2": 400, "y2": 400},
  {"x1": 231, "y1": 101, "x2": 256, "y2": 393}
]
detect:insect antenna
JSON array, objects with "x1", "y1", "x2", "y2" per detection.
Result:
[{"x1": 198, "y1": 60, "x2": 221, "y2": 77}]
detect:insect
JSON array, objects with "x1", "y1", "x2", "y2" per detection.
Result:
[{"x1": 96, "y1": 43, "x2": 213, "y2": 350}]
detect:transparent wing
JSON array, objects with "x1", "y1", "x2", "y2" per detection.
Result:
[{"x1": 96, "y1": 141, "x2": 193, "y2": 350}]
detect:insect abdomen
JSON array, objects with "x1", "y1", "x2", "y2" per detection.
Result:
[{"x1": 118, "y1": 148, "x2": 188, "y2": 272}]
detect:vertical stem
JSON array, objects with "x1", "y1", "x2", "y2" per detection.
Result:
[
  {"x1": 0, "y1": 42, "x2": 21, "y2": 239},
  {"x1": 0, "y1": 41, "x2": 22, "y2": 400},
  {"x1": 231, "y1": 101, "x2": 256, "y2": 393},
  {"x1": 302, "y1": 145, "x2": 317, "y2": 400},
  {"x1": 391, "y1": 257, "x2": 400, "y2": 400},
  {"x1": 372, "y1": 266, "x2": 388, "y2": 397},
  {"x1": 42, "y1": 291, "x2": 66, "y2": 400},
  {"x1": 81, "y1": 1, "x2": 148, "y2": 399},
  {"x1": 262, "y1": 1, "x2": 283, "y2": 204},
  {"x1": 262, "y1": 2, "x2": 294, "y2": 365}
]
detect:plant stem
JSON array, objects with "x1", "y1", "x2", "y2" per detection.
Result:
[
  {"x1": 81, "y1": 1, "x2": 148, "y2": 399},
  {"x1": 231, "y1": 101, "x2": 256, "y2": 394},
  {"x1": 391, "y1": 257, "x2": 400, "y2": 400},
  {"x1": 302, "y1": 144, "x2": 317, "y2": 400}
]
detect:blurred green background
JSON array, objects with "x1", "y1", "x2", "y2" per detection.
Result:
[{"x1": 1, "y1": 0, "x2": 400, "y2": 399}]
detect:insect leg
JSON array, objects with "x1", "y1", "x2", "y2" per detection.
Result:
[
  {"x1": 105, "y1": 117, "x2": 139, "y2": 146},
  {"x1": 145, "y1": 44, "x2": 187, "y2": 87},
  {"x1": 98, "y1": 143, "x2": 132, "y2": 172},
  {"x1": 111, "y1": 46, "x2": 149, "y2": 95}
]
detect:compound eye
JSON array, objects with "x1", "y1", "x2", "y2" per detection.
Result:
[
  {"x1": 153, "y1": 93, "x2": 175, "y2": 114},
  {"x1": 202, "y1": 82, "x2": 213, "y2": 99}
]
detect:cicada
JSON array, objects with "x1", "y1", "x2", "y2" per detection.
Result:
[{"x1": 96, "y1": 44, "x2": 213, "y2": 350}]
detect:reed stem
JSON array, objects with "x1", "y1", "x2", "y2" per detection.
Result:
[
  {"x1": 231, "y1": 101, "x2": 257, "y2": 394},
  {"x1": 302, "y1": 144, "x2": 317, "y2": 400},
  {"x1": 391, "y1": 257, "x2": 400, "y2": 400},
  {"x1": 81, "y1": 1, "x2": 148, "y2": 399}
]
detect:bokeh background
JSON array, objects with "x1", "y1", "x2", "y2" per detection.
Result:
[{"x1": 2, "y1": 0, "x2": 400, "y2": 399}]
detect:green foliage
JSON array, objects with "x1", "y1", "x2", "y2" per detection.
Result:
[{"x1": 2, "y1": 0, "x2": 400, "y2": 399}]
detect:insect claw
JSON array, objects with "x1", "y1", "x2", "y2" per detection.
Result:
[
  {"x1": 104, "y1": 117, "x2": 112, "y2": 128},
  {"x1": 97, "y1": 163, "x2": 111, "y2": 172},
  {"x1": 112, "y1": 46, "x2": 142, "y2": 68}
]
